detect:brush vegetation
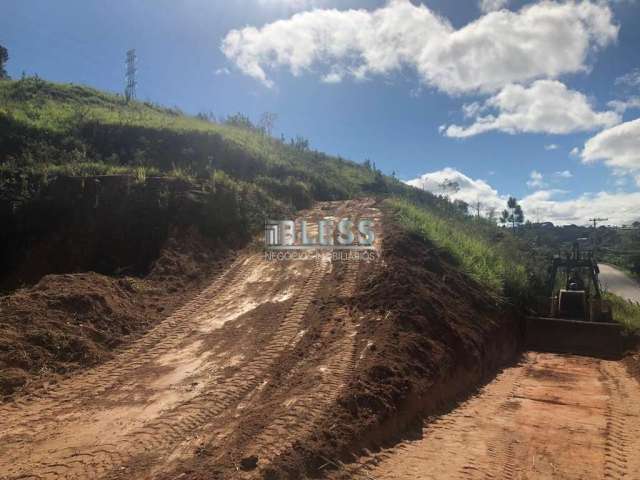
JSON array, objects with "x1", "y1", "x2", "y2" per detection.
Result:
[
  {"x1": 386, "y1": 198, "x2": 533, "y2": 303},
  {"x1": 604, "y1": 292, "x2": 640, "y2": 333},
  {"x1": 0, "y1": 77, "x2": 408, "y2": 208}
]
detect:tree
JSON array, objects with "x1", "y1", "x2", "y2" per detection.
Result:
[
  {"x1": 225, "y1": 113, "x2": 255, "y2": 130},
  {"x1": 500, "y1": 196, "x2": 525, "y2": 229},
  {"x1": 290, "y1": 135, "x2": 310, "y2": 151},
  {"x1": 487, "y1": 206, "x2": 497, "y2": 223},
  {"x1": 473, "y1": 198, "x2": 483, "y2": 219},
  {"x1": 453, "y1": 199, "x2": 470, "y2": 216},
  {"x1": 438, "y1": 178, "x2": 460, "y2": 197},
  {"x1": 258, "y1": 112, "x2": 278, "y2": 136},
  {"x1": 0, "y1": 44, "x2": 9, "y2": 80}
]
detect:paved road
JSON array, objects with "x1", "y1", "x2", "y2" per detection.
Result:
[{"x1": 599, "y1": 263, "x2": 640, "y2": 303}]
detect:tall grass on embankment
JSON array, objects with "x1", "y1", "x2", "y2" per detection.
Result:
[
  {"x1": 0, "y1": 77, "x2": 408, "y2": 205},
  {"x1": 604, "y1": 292, "x2": 640, "y2": 333},
  {"x1": 387, "y1": 197, "x2": 531, "y2": 304}
]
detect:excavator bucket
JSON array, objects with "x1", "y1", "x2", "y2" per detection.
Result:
[{"x1": 525, "y1": 316, "x2": 631, "y2": 359}]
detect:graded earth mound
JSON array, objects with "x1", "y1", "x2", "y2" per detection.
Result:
[
  {"x1": 0, "y1": 199, "x2": 522, "y2": 480},
  {"x1": 0, "y1": 226, "x2": 227, "y2": 398}
]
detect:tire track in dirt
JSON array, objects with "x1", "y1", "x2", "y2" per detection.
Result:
[
  {"x1": 4, "y1": 254, "x2": 329, "y2": 480},
  {"x1": 333, "y1": 352, "x2": 640, "y2": 480},
  {"x1": 600, "y1": 361, "x2": 640, "y2": 480},
  {"x1": 242, "y1": 259, "x2": 362, "y2": 475},
  {"x1": 333, "y1": 361, "x2": 525, "y2": 480},
  {"x1": 0, "y1": 254, "x2": 256, "y2": 430}
]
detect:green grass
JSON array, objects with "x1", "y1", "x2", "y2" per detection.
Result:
[
  {"x1": 0, "y1": 77, "x2": 400, "y2": 202},
  {"x1": 387, "y1": 197, "x2": 529, "y2": 300},
  {"x1": 604, "y1": 292, "x2": 640, "y2": 333},
  {"x1": 1, "y1": 77, "x2": 540, "y2": 306}
]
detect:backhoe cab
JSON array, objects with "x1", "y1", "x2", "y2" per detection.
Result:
[{"x1": 547, "y1": 241, "x2": 612, "y2": 323}]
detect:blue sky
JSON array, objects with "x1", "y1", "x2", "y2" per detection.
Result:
[{"x1": 2, "y1": 0, "x2": 640, "y2": 224}]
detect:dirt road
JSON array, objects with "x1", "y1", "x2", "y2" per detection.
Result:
[
  {"x1": 599, "y1": 263, "x2": 640, "y2": 303},
  {"x1": 333, "y1": 351, "x2": 640, "y2": 480},
  {"x1": 0, "y1": 199, "x2": 382, "y2": 480}
]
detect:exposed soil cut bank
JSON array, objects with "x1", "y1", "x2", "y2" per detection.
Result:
[
  {"x1": 0, "y1": 226, "x2": 229, "y2": 397},
  {"x1": 0, "y1": 199, "x2": 522, "y2": 480}
]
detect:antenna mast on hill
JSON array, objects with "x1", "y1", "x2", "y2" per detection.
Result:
[{"x1": 125, "y1": 49, "x2": 137, "y2": 102}]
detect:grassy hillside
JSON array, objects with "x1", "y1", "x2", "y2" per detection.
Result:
[
  {"x1": 0, "y1": 77, "x2": 539, "y2": 304},
  {"x1": 387, "y1": 198, "x2": 534, "y2": 304},
  {"x1": 0, "y1": 77, "x2": 407, "y2": 207}
]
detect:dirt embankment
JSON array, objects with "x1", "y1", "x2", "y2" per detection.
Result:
[
  {"x1": 163, "y1": 210, "x2": 521, "y2": 480},
  {"x1": 0, "y1": 200, "x2": 521, "y2": 480},
  {"x1": 256, "y1": 224, "x2": 520, "y2": 479},
  {"x1": 0, "y1": 226, "x2": 230, "y2": 398},
  {"x1": 0, "y1": 174, "x2": 282, "y2": 292}
]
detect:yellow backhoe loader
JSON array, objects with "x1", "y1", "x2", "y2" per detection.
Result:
[{"x1": 526, "y1": 242, "x2": 628, "y2": 358}]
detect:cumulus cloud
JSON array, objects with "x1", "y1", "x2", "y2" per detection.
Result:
[
  {"x1": 442, "y1": 80, "x2": 620, "y2": 137},
  {"x1": 607, "y1": 97, "x2": 640, "y2": 114},
  {"x1": 222, "y1": 0, "x2": 618, "y2": 92},
  {"x1": 406, "y1": 168, "x2": 640, "y2": 225},
  {"x1": 545, "y1": 144, "x2": 559, "y2": 150},
  {"x1": 581, "y1": 118, "x2": 640, "y2": 174},
  {"x1": 479, "y1": 0, "x2": 510, "y2": 13},
  {"x1": 555, "y1": 170, "x2": 573, "y2": 178},
  {"x1": 521, "y1": 190, "x2": 640, "y2": 225},
  {"x1": 405, "y1": 167, "x2": 506, "y2": 212},
  {"x1": 527, "y1": 170, "x2": 546, "y2": 189}
]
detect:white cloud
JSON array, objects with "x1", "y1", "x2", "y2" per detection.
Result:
[
  {"x1": 406, "y1": 167, "x2": 506, "y2": 212},
  {"x1": 479, "y1": 0, "x2": 510, "y2": 13},
  {"x1": 615, "y1": 68, "x2": 640, "y2": 88},
  {"x1": 570, "y1": 147, "x2": 581, "y2": 157},
  {"x1": 443, "y1": 80, "x2": 620, "y2": 137},
  {"x1": 521, "y1": 190, "x2": 640, "y2": 225},
  {"x1": 545, "y1": 144, "x2": 559, "y2": 150},
  {"x1": 406, "y1": 168, "x2": 640, "y2": 225},
  {"x1": 581, "y1": 118, "x2": 640, "y2": 174},
  {"x1": 527, "y1": 170, "x2": 546, "y2": 189},
  {"x1": 555, "y1": 170, "x2": 573, "y2": 178},
  {"x1": 222, "y1": 0, "x2": 618, "y2": 93},
  {"x1": 607, "y1": 97, "x2": 640, "y2": 114},
  {"x1": 215, "y1": 67, "x2": 231, "y2": 76}
]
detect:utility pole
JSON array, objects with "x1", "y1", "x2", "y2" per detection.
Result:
[
  {"x1": 125, "y1": 49, "x2": 137, "y2": 102},
  {"x1": 589, "y1": 217, "x2": 608, "y2": 258},
  {"x1": 589, "y1": 217, "x2": 608, "y2": 229}
]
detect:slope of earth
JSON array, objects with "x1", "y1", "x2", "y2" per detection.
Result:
[
  {"x1": 139, "y1": 202, "x2": 521, "y2": 479},
  {"x1": 0, "y1": 199, "x2": 520, "y2": 480},
  {"x1": 332, "y1": 351, "x2": 640, "y2": 480},
  {"x1": 0, "y1": 227, "x2": 227, "y2": 398}
]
